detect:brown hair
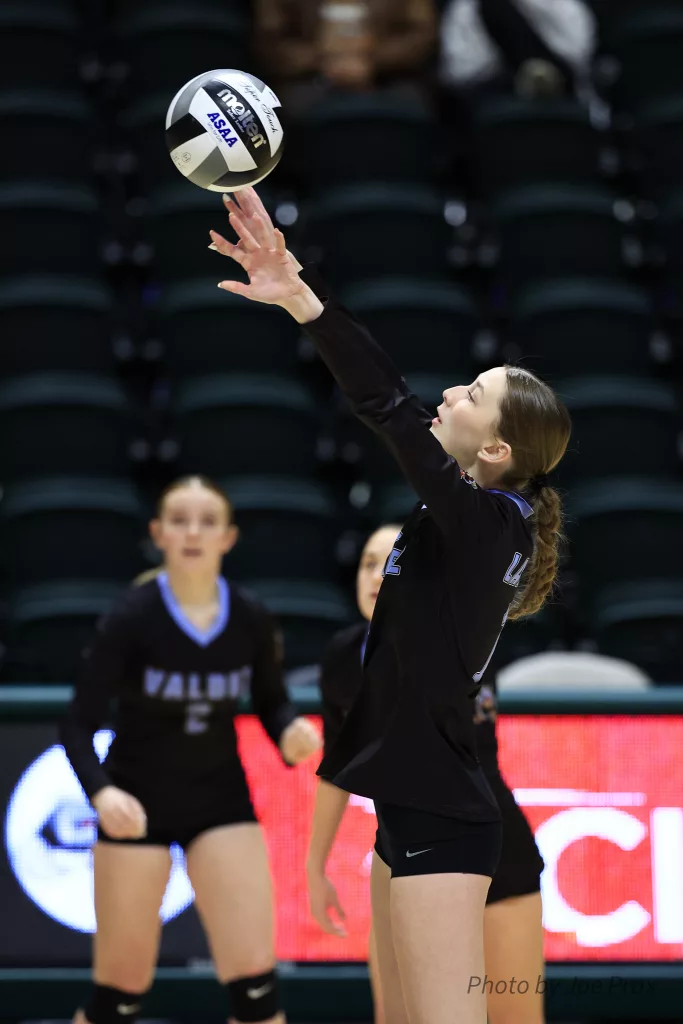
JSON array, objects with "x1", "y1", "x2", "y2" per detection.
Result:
[
  {"x1": 132, "y1": 476, "x2": 234, "y2": 586},
  {"x1": 496, "y1": 367, "x2": 572, "y2": 620},
  {"x1": 155, "y1": 475, "x2": 234, "y2": 523}
]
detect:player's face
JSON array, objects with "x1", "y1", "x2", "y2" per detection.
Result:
[
  {"x1": 430, "y1": 366, "x2": 511, "y2": 473},
  {"x1": 152, "y1": 485, "x2": 238, "y2": 572},
  {"x1": 356, "y1": 526, "x2": 401, "y2": 621}
]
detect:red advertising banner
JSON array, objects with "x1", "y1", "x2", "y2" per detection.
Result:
[{"x1": 237, "y1": 714, "x2": 683, "y2": 962}]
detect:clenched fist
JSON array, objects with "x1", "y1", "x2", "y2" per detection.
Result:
[
  {"x1": 279, "y1": 716, "x2": 322, "y2": 766},
  {"x1": 92, "y1": 785, "x2": 147, "y2": 840}
]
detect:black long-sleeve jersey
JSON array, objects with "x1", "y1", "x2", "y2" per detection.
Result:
[
  {"x1": 301, "y1": 266, "x2": 534, "y2": 821},
  {"x1": 60, "y1": 574, "x2": 298, "y2": 824},
  {"x1": 320, "y1": 623, "x2": 499, "y2": 776}
]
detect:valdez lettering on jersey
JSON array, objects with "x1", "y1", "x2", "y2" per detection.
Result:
[
  {"x1": 143, "y1": 666, "x2": 252, "y2": 702},
  {"x1": 216, "y1": 88, "x2": 267, "y2": 149}
]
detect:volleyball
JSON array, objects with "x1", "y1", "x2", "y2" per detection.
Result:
[{"x1": 165, "y1": 69, "x2": 284, "y2": 192}]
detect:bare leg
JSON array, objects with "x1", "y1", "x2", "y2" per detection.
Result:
[
  {"x1": 368, "y1": 922, "x2": 385, "y2": 1023},
  {"x1": 484, "y1": 891, "x2": 545, "y2": 1024},
  {"x1": 369, "y1": 852, "x2": 409, "y2": 1024},
  {"x1": 74, "y1": 842, "x2": 171, "y2": 1022},
  {"x1": 390, "y1": 872, "x2": 490, "y2": 1024},
  {"x1": 185, "y1": 823, "x2": 285, "y2": 1024}
]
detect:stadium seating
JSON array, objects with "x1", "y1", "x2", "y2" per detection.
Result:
[
  {"x1": 589, "y1": 579, "x2": 683, "y2": 683},
  {"x1": 219, "y1": 477, "x2": 341, "y2": 583},
  {"x1": 506, "y1": 278, "x2": 654, "y2": 378},
  {"x1": 171, "y1": 375, "x2": 322, "y2": 478},
  {"x1": 555, "y1": 377, "x2": 681, "y2": 486},
  {"x1": 0, "y1": 478, "x2": 147, "y2": 584},
  {"x1": 339, "y1": 278, "x2": 479, "y2": 374},
  {"x1": 0, "y1": 277, "x2": 116, "y2": 375},
  {"x1": 631, "y1": 94, "x2": 683, "y2": 198},
  {"x1": 0, "y1": 183, "x2": 101, "y2": 278},
  {"x1": 601, "y1": 5, "x2": 683, "y2": 110},
  {"x1": 0, "y1": 374, "x2": 136, "y2": 481},
  {"x1": 301, "y1": 184, "x2": 452, "y2": 286},
  {"x1": 0, "y1": 3, "x2": 81, "y2": 90},
  {"x1": 0, "y1": 91, "x2": 95, "y2": 185},
  {"x1": 568, "y1": 478, "x2": 683, "y2": 593},
  {"x1": 470, "y1": 96, "x2": 603, "y2": 195},
  {"x1": 239, "y1": 580, "x2": 355, "y2": 669},
  {"x1": 2, "y1": 580, "x2": 127, "y2": 683},
  {"x1": 497, "y1": 651, "x2": 651, "y2": 691},
  {"x1": 288, "y1": 91, "x2": 442, "y2": 188},
  {"x1": 115, "y1": 3, "x2": 250, "y2": 95},
  {"x1": 158, "y1": 279, "x2": 303, "y2": 377},
  {"x1": 493, "y1": 184, "x2": 629, "y2": 291}
]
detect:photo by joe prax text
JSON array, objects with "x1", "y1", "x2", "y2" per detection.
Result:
[{"x1": 467, "y1": 976, "x2": 656, "y2": 995}]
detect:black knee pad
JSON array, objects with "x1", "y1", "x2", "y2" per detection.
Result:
[
  {"x1": 83, "y1": 983, "x2": 145, "y2": 1024},
  {"x1": 226, "y1": 969, "x2": 281, "y2": 1022}
]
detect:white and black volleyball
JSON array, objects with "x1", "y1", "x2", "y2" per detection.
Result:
[{"x1": 165, "y1": 69, "x2": 284, "y2": 192}]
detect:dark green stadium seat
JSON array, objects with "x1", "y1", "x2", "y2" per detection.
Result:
[
  {"x1": 147, "y1": 184, "x2": 275, "y2": 281},
  {"x1": 158, "y1": 278, "x2": 302, "y2": 377},
  {"x1": 340, "y1": 278, "x2": 479, "y2": 374},
  {"x1": 2, "y1": 580, "x2": 126, "y2": 683},
  {"x1": 0, "y1": 478, "x2": 147, "y2": 584},
  {"x1": 120, "y1": 93, "x2": 176, "y2": 189},
  {"x1": 471, "y1": 96, "x2": 602, "y2": 195},
  {"x1": 240, "y1": 580, "x2": 355, "y2": 669},
  {"x1": 0, "y1": 277, "x2": 116, "y2": 375},
  {"x1": 508, "y1": 278, "x2": 653, "y2": 377},
  {"x1": 0, "y1": 183, "x2": 100, "y2": 277},
  {"x1": 555, "y1": 377, "x2": 680, "y2": 486},
  {"x1": 301, "y1": 184, "x2": 451, "y2": 286},
  {"x1": 0, "y1": 374, "x2": 135, "y2": 481},
  {"x1": 116, "y1": 4, "x2": 249, "y2": 95},
  {"x1": 493, "y1": 185, "x2": 627, "y2": 291},
  {"x1": 590, "y1": 579, "x2": 683, "y2": 684},
  {"x1": 568, "y1": 478, "x2": 683, "y2": 594},
  {"x1": 290, "y1": 92, "x2": 441, "y2": 188},
  {"x1": 0, "y1": 92, "x2": 94, "y2": 184},
  {"x1": 220, "y1": 477, "x2": 340, "y2": 582},
  {"x1": 632, "y1": 95, "x2": 683, "y2": 198},
  {"x1": 0, "y1": 4, "x2": 80, "y2": 90},
  {"x1": 172, "y1": 375, "x2": 321, "y2": 478},
  {"x1": 603, "y1": 6, "x2": 683, "y2": 109}
]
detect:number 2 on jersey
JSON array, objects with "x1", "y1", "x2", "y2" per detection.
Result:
[{"x1": 384, "y1": 532, "x2": 405, "y2": 576}]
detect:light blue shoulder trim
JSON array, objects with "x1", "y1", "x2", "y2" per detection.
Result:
[{"x1": 488, "y1": 489, "x2": 535, "y2": 519}]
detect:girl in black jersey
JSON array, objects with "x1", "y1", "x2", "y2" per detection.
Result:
[
  {"x1": 308, "y1": 525, "x2": 546, "y2": 1024},
  {"x1": 61, "y1": 475, "x2": 320, "y2": 1024},
  {"x1": 210, "y1": 189, "x2": 570, "y2": 1024}
]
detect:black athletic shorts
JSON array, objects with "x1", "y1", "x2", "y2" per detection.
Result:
[
  {"x1": 96, "y1": 801, "x2": 258, "y2": 851},
  {"x1": 373, "y1": 801, "x2": 503, "y2": 880},
  {"x1": 484, "y1": 769, "x2": 545, "y2": 905}
]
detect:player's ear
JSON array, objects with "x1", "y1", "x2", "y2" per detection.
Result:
[
  {"x1": 149, "y1": 518, "x2": 163, "y2": 550},
  {"x1": 222, "y1": 524, "x2": 239, "y2": 555},
  {"x1": 479, "y1": 439, "x2": 512, "y2": 466}
]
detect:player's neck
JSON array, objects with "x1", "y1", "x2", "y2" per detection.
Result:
[{"x1": 163, "y1": 566, "x2": 219, "y2": 608}]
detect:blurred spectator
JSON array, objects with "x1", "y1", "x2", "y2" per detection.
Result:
[
  {"x1": 440, "y1": 0, "x2": 596, "y2": 99},
  {"x1": 255, "y1": 0, "x2": 437, "y2": 110}
]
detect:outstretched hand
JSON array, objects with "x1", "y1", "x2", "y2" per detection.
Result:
[{"x1": 209, "y1": 188, "x2": 305, "y2": 305}]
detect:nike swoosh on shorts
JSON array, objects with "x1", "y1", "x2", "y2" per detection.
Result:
[
  {"x1": 405, "y1": 848, "x2": 433, "y2": 858},
  {"x1": 117, "y1": 1006, "x2": 141, "y2": 1016}
]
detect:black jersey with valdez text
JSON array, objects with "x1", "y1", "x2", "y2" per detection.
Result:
[
  {"x1": 60, "y1": 575, "x2": 298, "y2": 823},
  {"x1": 300, "y1": 266, "x2": 534, "y2": 822}
]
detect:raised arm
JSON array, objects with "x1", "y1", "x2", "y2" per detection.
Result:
[{"x1": 211, "y1": 189, "x2": 480, "y2": 540}]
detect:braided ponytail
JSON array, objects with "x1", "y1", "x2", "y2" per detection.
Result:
[
  {"x1": 508, "y1": 484, "x2": 564, "y2": 620},
  {"x1": 495, "y1": 366, "x2": 572, "y2": 619}
]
